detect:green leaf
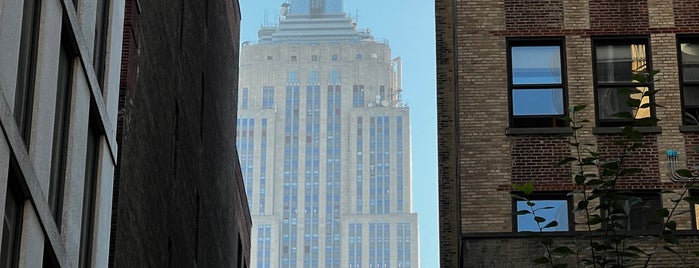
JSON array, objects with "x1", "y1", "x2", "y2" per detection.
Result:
[
  {"x1": 534, "y1": 216, "x2": 546, "y2": 223},
  {"x1": 551, "y1": 246, "x2": 574, "y2": 256},
  {"x1": 626, "y1": 246, "x2": 646, "y2": 254},
  {"x1": 573, "y1": 104, "x2": 587, "y2": 112},
  {"x1": 558, "y1": 157, "x2": 578, "y2": 166},
  {"x1": 656, "y1": 208, "x2": 670, "y2": 218},
  {"x1": 588, "y1": 215, "x2": 603, "y2": 225},
  {"x1": 535, "y1": 206, "x2": 555, "y2": 211},
  {"x1": 601, "y1": 161, "x2": 619, "y2": 170},
  {"x1": 664, "y1": 246, "x2": 679, "y2": 255},
  {"x1": 632, "y1": 73, "x2": 648, "y2": 83},
  {"x1": 574, "y1": 174, "x2": 585, "y2": 185},
  {"x1": 676, "y1": 169, "x2": 693, "y2": 178},
  {"x1": 585, "y1": 179, "x2": 604, "y2": 187},
  {"x1": 543, "y1": 220, "x2": 559, "y2": 229},
  {"x1": 683, "y1": 196, "x2": 699, "y2": 205},
  {"x1": 611, "y1": 111, "x2": 634, "y2": 119},
  {"x1": 692, "y1": 251, "x2": 699, "y2": 257},
  {"x1": 665, "y1": 221, "x2": 677, "y2": 231},
  {"x1": 532, "y1": 257, "x2": 550, "y2": 264},
  {"x1": 513, "y1": 181, "x2": 535, "y2": 195},
  {"x1": 626, "y1": 98, "x2": 641, "y2": 108},
  {"x1": 527, "y1": 201, "x2": 536, "y2": 207},
  {"x1": 576, "y1": 201, "x2": 589, "y2": 211},
  {"x1": 617, "y1": 87, "x2": 643, "y2": 95},
  {"x1": 516, "y1": 210, "x2": 531, "y2": 215},
  {"x1": 634, "y1": 117, "x2": 659, "y2": 126},
  {"x1": 511, "y1": 194, "x2": 526, "y2": 201}
]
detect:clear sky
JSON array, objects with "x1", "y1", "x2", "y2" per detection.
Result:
[{"x1": 238, "y1": 1, "x2": 439, "y2": 267}]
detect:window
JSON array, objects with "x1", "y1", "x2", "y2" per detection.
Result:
[
  {"x1": 267, "y1": 55, "x2": 273, "y2": 61},
  {"x1": 352, "y1": 85, "x2": 365, "y2": 107},
  {"x1": 331, "y1": 54, "x2": 338, "y2": 61},
  {"x1": 291, "y1": 55, "x2": 297, "y2": 62},
  {"x1": 508, "y1": 39, "x2": 567, "y2": 128},
  {"x1": 262, "y1": 86, "x2": 274, "y2": 109},
  {"x1": 49, "y1": 39, "x2": 75, "y2": 226},
  {"x1": 593, "y1": 37, "x2": 652, "y2": 127},
  {"x1": 513, "y1": 193, "x2": 571, "y2": 232},
  {"x1": 15, "y1": 0, "x2": 43, "y2": 144},
  {"x1": 311, "y1": 55, "x2": 318, "y2": 61},
  {"x1": 356, "y1": 54, "x2": 362, "y2": 59},
  {"x1": 603, "y1": 192, "x2": 661, "y2": 232},
  {"x1": 79, "y1": 126, "x2": 100, "y2": 268},
  {"x1": 1, "y1": 169, "x2": 24, "y2": 268},
  {"x1": 240, "y1": 88, "x2": 248, "y2": 109},
  {"x1": 678, "y1": 37, "x2": 699, "y2": 125},
  {"x1": 93, "y1": 0, "x2": 110, "y2": 90}
]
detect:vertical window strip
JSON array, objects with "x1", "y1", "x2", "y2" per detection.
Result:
[
  {"x1": 257, "y1": 224, "x2": 272, "y2": 268},
  {"x1": 93, "y1": 0, "x2": 111, "y2": 89},
  {"x1": 282, "y1": 80, "x2": 300, "y2": 267},
  {"x1": 348, "y1": 223, "x2": 362, "y2": 267},
  {"x1": 79, "y1": 126, "x2": 100, "y2": 268},
  {"x1": 369, "y1": 117, "x2": 376, "y2": 214},
  {"x1": 396, "y1": 116, "x2": 403, "y2": 213},
  {"x1": 325, "y1": 85, "x2": 341, "y2": 267},
  {"x1": 262, "y1": 86, "x2": 274, "y2": 109},
  {"x1": 259, "y1": 119, "x2": 267, "y2": 214},
  {"x1": 303, "y1": 84, "x2": 320, "y2": 267},
  {"x1": 15, "y1": 0, "x2": 43, "y2": 144},
  {"x1": 241, "y1": 88, "x2": 249, "y2": 109},
  {"x1": 1, "y1": 170, "x2": 24, "y2": 268},
  {"x1": 356, "y1": 117, "x2": 363, "y2": 213}
]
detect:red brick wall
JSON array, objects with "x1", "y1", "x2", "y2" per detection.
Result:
[
  {"x1": 589, "y1": 0, "x2": 649, "y2": 31},
  {"x1": 674, "y1": 0, "x2": 699, "y2": 28},
  {"x1": 684, "y1": 133, "x2": 699, "y2": 174},
  {"x1": 596, "y1": 134, "x2": 660, "y2": 184},
  {"x1": 505, "y1": 0, "x2": 563, "y2": 30},
  {"x1": 510, "y1": 136, "x2": 570, "y2": 183}
]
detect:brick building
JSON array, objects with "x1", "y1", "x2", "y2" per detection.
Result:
[
  {"x1": 437, "y1": 0, "x2": 699, "y2": 266},
  {"x1": 109, "y1": 0, "x2": 250, "y2": 267}
]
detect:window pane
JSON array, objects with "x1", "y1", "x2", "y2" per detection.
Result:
[
  {"x1": 681, "y1": 42, "x2": 699, "y2": 82},
  {"x1": 516, "y1": 200, "x2": 568, "y2": 232},
  {"x1": 512, "y1": 46, "x2": 562, "y2": 84},
  {"x1": 597, "y1": 87, "x2": 650, "y2": 120},
  {"x1": 512, "y1": 88, "x2": 564, "y2": 116},
  {"x1": 683, "y1": 86, "x2": 699, "y2": 106},
  {"x1": 596, "y1": 43, "x2": 647, "y2": 83}
]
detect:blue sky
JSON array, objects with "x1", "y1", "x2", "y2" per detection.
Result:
[{"x1": 238, "y1": 0, "x2": 439, "y2": 266}]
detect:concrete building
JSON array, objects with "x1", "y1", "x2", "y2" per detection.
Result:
[
  {"x1": 108, "y1": 0, "x2": 250, "y2": 267},
  {"x1": 0, "y1": 0, "x2": 250, "y2": 267},
  {"x1": 238, "y1": 0, "x2": 418, "y2": 267},
  {"x1": 437, "y1": 0, "x2": 699, "y2": 267},
  {"x1": 0, "y1": 0, "x2": 125, "y2": 267}
]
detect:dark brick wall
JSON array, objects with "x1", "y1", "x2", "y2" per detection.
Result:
[
  {"x1": 596, "y1": 134, "x2": 660, "y2": 184},
  {"x1": 674, "y1": 0, "x2": 699, "y2": 28},
  {"x1": 463, "y1": 235, "x2": 699, "y2": 267},
  {"x1": 589, "y1": 0, "x2": 649, "y2": 31},
  {"x1": 505, "y1": 0, "x2": 563, "y2": 30},
  {"x1": 110, "y1": 1, "x2": 250, "y2": 267},
  {"x1": 510, "y1": 136, "x2": 571, "y2": 183},
  {"x1": 684, "y1": 133, "x2": 699, "y2": 173}
]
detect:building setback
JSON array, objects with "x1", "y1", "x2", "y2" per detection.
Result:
[
  {"x1": 437, "y1": 0, "x2": 699, "y2": 267},
  {"x1": 0, "y1": 0, "x2": 250, "y2": 267},
  {"x1": 238, "y1": 0, "x2": 419, "y2": 267},
  {"x1": 109, "y1": 0, "x2": 250, "y2": 267}
]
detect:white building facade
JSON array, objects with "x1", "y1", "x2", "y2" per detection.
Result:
[{"x1": 238, "y1": 1, "x2": 419, "y2": 267}]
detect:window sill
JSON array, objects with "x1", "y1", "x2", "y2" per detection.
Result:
[
  {"x1": 592, "y1": 126, "x2": 661, "y2": 134},
  {"x1": 506, "y1": 127, "x2": 573, "y2": 135},
  {"x1": 680, "y1": 125, "x2": 699, "y2": 133}
]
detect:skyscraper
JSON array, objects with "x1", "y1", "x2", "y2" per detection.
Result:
[{"x1": 238, "y1": 1, "x2": 419, "y2": 267}]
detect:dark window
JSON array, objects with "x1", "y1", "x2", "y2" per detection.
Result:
[
  {"x1": 507, "y1": 39, "x2": 567, "y2": 128},
  {"x1": 1, "y1": 168, "x2": 24, "y2": 268},
  {"x1": 513, "y1": 193, "x2": 571, "y2": 232},
  {"x1": 93, "y1": 0, "x2": 110, "y2": 90},
  {"x1": 262, "y1": 86, "x2": 274, "y2": 109},
  {"x1": 603, "y1": 192, "x2": 661, "y2": 232},
  {"x1": 15, "y1": 0, "x2": 43, "y2": 144},
  {"x1": 352, "y1": 85, "x2": 364, "y2": 107},
  {"x1": 49, "y1": 39, "x2": 75, "y2": 226},
  {"x1": 267, "y1": 55, "x2": 273, "y2": 60},
  {"x1": 593, "y1": 37, "x2": 652, "y2": 127},
  {"x1": 311, "y1": 55, "x2": 318, "y2": 61},
  {"x1": 331, "y1": 54, "x2": 338, "y2": 61},
  {"x1": 240, "y1": 88, "x2": 248, "y2": 109},
  {"x1": 678, "y1": 37, "x2": 699, "y2": 125},
  {"x1": 291, "y1": 55, "x2": 297, "y2": 62},
  {"x1": 79, "y1": 126, "x2": 100, "y2": 268},
  {"x1": 356, "y1": 54, "x2": 362, "y2": 59}
]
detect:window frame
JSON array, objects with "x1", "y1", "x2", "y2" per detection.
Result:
[
  {"x1": 677, "y1": 35, "x2": 699, "y2": 126},
  {"x1": 507, "y1": 37, "x2": 569, "y2": 129},
  {"x1": 600, "y1": 191, "x2": 662, "y2": 234},
  {"x1": 592, "y1": 36, "x2": 654, "y2": 127},
  {"x1": 511, "y1": 191, "x2": 573, "y2": 233}
]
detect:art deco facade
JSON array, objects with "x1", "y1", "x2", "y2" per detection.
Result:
[
  {"x1": 437, "y1": 0, "x2": 699, "y2": 266},
  {"x1": 238, "y1": 0, "x2": 418, "y2": 267}
]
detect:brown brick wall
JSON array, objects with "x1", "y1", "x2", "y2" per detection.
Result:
[
  {"x1": 674, "y1": 0, "x2": 699, "y2": 27},
  {"x1": 589, "y1": 0, "x2": 650, "y2": 31},
  {"x1": 684, "y1": 133, "x2": 699, "y2": 171},
  {"x1": 596, "y1": 134, "x2": 661, "y2": 184},
  {"x1": 505, "y1": 0, "x2": 563, "y2": 30},
  {"x1": 510, "y1": 136, "x2": 571, "y2": 183},
  {"x1": 463, "y1": 235, "x2": 699, "y2": 267}
]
